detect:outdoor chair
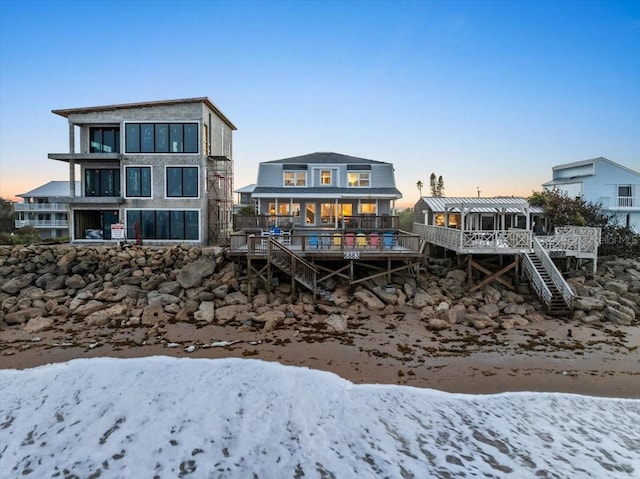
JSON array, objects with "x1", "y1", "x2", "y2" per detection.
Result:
[{"x1": 344, "y1": 233, "x2": 355, "y2": 248}]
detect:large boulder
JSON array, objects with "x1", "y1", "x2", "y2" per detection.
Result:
[
  {"x1": 353, "y1": 290, "x2": 385, "y2": 311},
  {"x1": 574, "y1": 296, "x2": 605, "y2": 312},
  {"x1": 2, "y1": 274, "x2": 36, "y2": 294},
  {"x1": 23, "y1": 316, "x2": 55, "y2": 333},
  {"x1": 176, "y1": 258, "x2": 216, "y2": 289},
  {"x1": 194, "y1": 301, "x2": 215, "y2": 323}
]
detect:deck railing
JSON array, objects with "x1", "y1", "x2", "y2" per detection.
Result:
[
  {"x1": 413, "y1": 224, "x2": 532, "y2": 253},
  {"x1": 522, "y1": 252, "x2": 553, "y2": 308},
  {"x1": 533, "y1": 237, "x2": 574, "y2": 309},
  {"x1": 232, "y1": 215, "x2": 295, "y2": 231},
  {"x1": 554, "y1": 226, "x2": 600, "y2": 256},
  {"x1": 15, "y1": 203, "x2": 68, "y2": 212},
  {"x1": 15, "y1": 219, "x2": 69, "y2": 228},
  {"x1": 342, "y1": 215, "x2": 399, "y2": 230}
]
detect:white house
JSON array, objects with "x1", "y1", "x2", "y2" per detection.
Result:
[
  {"x1": 542, "y1": 157, "x2": 640, "y2": 232},
  {"x1": 15, "y1": 181, "x2": 79, "y2": 239}
]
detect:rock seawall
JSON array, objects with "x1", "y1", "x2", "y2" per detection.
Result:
[{"x1": 0, "y1": 245, "x2": 637, "y2": 340}]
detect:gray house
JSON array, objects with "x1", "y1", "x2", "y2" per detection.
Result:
[
  {"x1": 47, "y1": 98, "x2": 236, "y2": 244},
  {"x1": 249, "y1": 152, "x2": 402, "y2": 229}
]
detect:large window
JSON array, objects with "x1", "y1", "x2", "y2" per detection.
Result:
[
  {"x1": 125, "y1": 167, "x2": 152, "y2": 197},
  {"x1": 284, "y1": 171, "x2": 306, "y2": 187},
  {"x1": 90, "y1": 127, "x2": 120, "y2": 153},
  {"x1": 348, "y1": 172, "x2": 370, "y2": 187},
  {"x1": 166, "y1": 167, "x2": 198, "y2": 197},
  {"x1": 125, "y1": 123, "x2": 198, "y2": 153},
  {"x1": 126, "y1": 210, "x2": 199, "y2": 240},
  {"x1": 85, "y1": 169, "x2": 120, "y2": 197}
]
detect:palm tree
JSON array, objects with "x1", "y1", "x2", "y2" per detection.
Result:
[{"x1": 416, "y1": 181, "x2": 423, "y2": 197}]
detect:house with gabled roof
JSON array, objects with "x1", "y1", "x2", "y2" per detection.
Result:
[
  {"x1": 248, "y1": 152, "x2": 402, "y2": 229},
  {"x1": 542, "y1": 157, "x2": 640, "y2": 232}
]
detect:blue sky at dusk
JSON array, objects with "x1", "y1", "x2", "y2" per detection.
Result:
[{"x1": 1, "y1": 0, "x2": 638, "y2": 207}]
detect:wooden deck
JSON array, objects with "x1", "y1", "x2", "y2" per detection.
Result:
[{"x1": 228, "y1": 230, "x2": 422, "y2": 261}]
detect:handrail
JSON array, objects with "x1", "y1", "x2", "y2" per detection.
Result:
[
  {"x1": 268, "y1": 238, "x2": 318, "y2": 293},
  {"x1": 14, "y1": 203, "x2": 69, "y2": 211},
  {"x1": 521, "y1": 252, "x2": 552, "y2": 308},
  {"x1": 533, "y1": 237, "x2": 574, "y2": 309},
  {"x1": 413, "y1": 224, "x2": 532, "y2": 252}
]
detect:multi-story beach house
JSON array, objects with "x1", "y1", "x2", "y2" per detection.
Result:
[
  {"x1": 14, "y1": 181, "x2": 79, "y2": 239},
  {"x1": 47, "y1": 97, "x2": 236, "y2": 244},
  {"x1": 243, "y1": 151, "x2": 402, "y2": 230},
  {"x1": 542, "y1": 157, "x2": 640, "y2": 232}
]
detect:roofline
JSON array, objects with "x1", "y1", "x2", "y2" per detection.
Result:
[
  {"x1": 552, "y1": 157, "x2": 640, "y2": 177},
  {"x1": 52, "y1": 97, "x2": 237, "y2": 130}
]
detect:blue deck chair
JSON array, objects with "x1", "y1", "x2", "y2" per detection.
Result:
[
  {"x1": 308, "y1": 233, "x2": 319, "y2": 248},
  {"x1": 383, "y1": 232, "x2": 395, "y2": 249}
]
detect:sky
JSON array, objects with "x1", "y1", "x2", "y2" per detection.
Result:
[
  {"x1": 0, "y1": 0, "x2": 638, "y2": 209},
  {"x1": 2, "y1": 356, "x2": 638, "y2": 477}
]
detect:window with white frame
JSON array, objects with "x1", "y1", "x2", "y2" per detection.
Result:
[
  {"x1": 348, "y1": 172, "x2": 370, "y2": 187},
  {"x1": 284, "y1": 171, "x2": 306, "y2": 187},
  {"x1": 618, "y1": 185, "x2": 633, "y2": 207},
  {"x1": 320, "y1": 170, "x2": 332, "y2": 185}
]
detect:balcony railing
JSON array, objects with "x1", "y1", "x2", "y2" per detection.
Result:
[
  {"x1": 15, "y1": 203, "x2": 69, "y2": 212},
  {"x1": 616, "y1": 196, "x2": 638, "y2": 208},
  {"x1": 232, "y1": 214, "x2": 399, "y2": 231},
  {"x1": 15, "y1": 219, "x2": 69, "y2": 229}
]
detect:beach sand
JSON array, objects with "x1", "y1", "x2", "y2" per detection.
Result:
[{"x1": 1, "y1": 306, "x2": 638, "y2": 398}]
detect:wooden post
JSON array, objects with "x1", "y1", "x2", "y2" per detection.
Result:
[{"x1": 247, "y1": 257, "x2": 252, "y2": 303}]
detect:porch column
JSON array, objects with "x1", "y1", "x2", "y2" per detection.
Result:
[
  {"x1": 525, "y1": 207, "x2": 530, "y2": 231},
  {"x1": 68, "y1": 122, "x2": 75, "y2": 197},
  {"x1": 334, "y1": 198, "x2": 338, "y2": 228},
  {"x1": 275, "y1": 199, "x2": 279, "y2": 227}
]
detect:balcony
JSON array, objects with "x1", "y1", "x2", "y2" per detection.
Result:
[
  {"x1": 15, "y1": 202, "x2": 69, "y2": 212},
  {"x1": 616, "y1": 196, "x2": 638, "y2": 208},
  {"x1": 16, "y1": 219, "x2": 69, "y2": 229},
  {"x1": 48, "y1": 153, "x2": 123, "y2": 163}
]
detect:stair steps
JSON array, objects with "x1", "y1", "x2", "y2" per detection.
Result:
[{"x1": 525, "y1": 252, "x2": 571, "y2": 316}]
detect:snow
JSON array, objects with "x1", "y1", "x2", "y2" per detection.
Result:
[{"x1": 1, "y1": 356, "x2": 639, "y2": 478}]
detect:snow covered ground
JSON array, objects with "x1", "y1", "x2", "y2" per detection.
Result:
[{"x1": 1, "y1": 357, "x2": 638, "y2": 478}]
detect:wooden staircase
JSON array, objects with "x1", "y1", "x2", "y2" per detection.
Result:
[
  {"x1": 267, "y1": 238, "x2": 332, "y2": 301},
  {"x1": 524, "y1": 252, "x2": 571, "y2": 316}
]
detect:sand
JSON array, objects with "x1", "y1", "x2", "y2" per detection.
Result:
[{"x1": 1, "y1": 306, "x2": 639, "y2": 398}]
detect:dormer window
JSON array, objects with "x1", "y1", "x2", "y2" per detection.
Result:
[
  {"x1": 348, "y1": 172, "x2": 370, "y2": 187},
  {"x1": 321, "y1": 170, "x2": 332, "y2": 185},
  {"x1": 284, "y1": 171, "x2": 306, "y2": 187}
]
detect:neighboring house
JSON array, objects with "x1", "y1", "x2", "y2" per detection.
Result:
[
  {"x1": 542, "y1": 157, "x2": 640, "y2": 232},
  {"x1": 234, "y1": 183, "x2": 256, "y2": 212},
  {"x1": 47, "y1": 97, "x2": 236, "y2": 244},
  {"x1": 15, "y1": 181, "x2": 80, "y2": 239},
  {"x1": 249, "y1": 152, "x2": 402, "y2": 228},
  {"x1": 413, "y1": 196, "x2": 545, "y2": 232}
]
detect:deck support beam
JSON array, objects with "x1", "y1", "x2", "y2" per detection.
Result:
[{"x1": 468, "y1": 254, "x2": 518, "y2": 292}]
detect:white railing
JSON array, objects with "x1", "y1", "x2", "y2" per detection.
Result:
[
  {"x1": 533, "y1": 237, "x2": 574, "y2": 309},
  {"x1": 522, "y1": 253, "x2": 552, "y2": 308},
  {"x1": 413, "y1": 224, "x2": 532, "y2": 253},
  {"x1": 413, "y1": 224, "x2": 462, "y2": 251},
  {"x1": 553, "y1": 226, "x2": 601, "y2": 257},
  {"x1": 15, "y1": 219, "x2": 69, "y2": 228},
  {"x1": 616, "y1": 196, "x2": 638, "y2": 208},
  {"x1": 14, "y1": 203, "x2": 68, "y2": 211}
]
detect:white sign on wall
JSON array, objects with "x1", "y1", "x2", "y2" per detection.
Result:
[{"x1": 111, "y1": 223, "x2": 125, "y2": 240}]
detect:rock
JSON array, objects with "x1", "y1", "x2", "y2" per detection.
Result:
[
  {"x1": 483, "y1": 286, "x2": 501, "y2": 304},
  {"x1": 57, "y1": 250, "x2": 76, "y2": 268},
  {"x1": 215, "y1": 304, "x2": 248, "y2": 324},
  {"x1": 372, "y1": 286, "x2": 398, "y2": 306},
  {"x1": 72, "y1": 300, "x2": 108, "y2": 316},
  {"x1": 478, "y1": 303, "x2": 500, "y2": 319},
  {"x1": 86, "y1": 304, "x2": 128, "y2": 327},
  {"x1": 605, "y1": 280, "x2": 628, "y2": 295},
  {"x1": 524, "y1": 313, "x2": 547, "y2": 323},
  {"x1": 212, "y1": 285, "x2": 229, "y2": 299},
  {"x1": 413, "y1": 292, "x2": 435, "y2": 308},
  {"x1": 255, "y1": 310, "x2": 286, "y2": 324},
  {"x1": 158, "y1": 281, "x2": 182, "y2": 296},
  {"x1": 467, "y1": 313, "x2": 499, "y2": 330},
  {"x1": 2, "y1": 274, "x2": 36, "y2": 294},
  {"x1": 503, "y1": 304, "x2": 527, "y2": 316},
  {"x1": 354, "y1": 289, "x2": 385, "y2": 311},
  {"x1": 436, "y1": 301, "x2": 449, "y2": 311},
  {"x1": 263, "y1": 318, "x2": 278, "y2": 332},
  {"x1": 446, "y1": 270, "x2": 466, "y2": 283},
  {"x1": 141, "y1": 303, "x2": 169, "y2": 325},
  {"x1": 95, "y1": 285, "x2": 144, "y2": 302},
  {"x1": 65, "y1": 274, "x2": 87, "y2": 289},
  {"x1": 23, "y1": 316, "x2": 55, "y2": 333},
  {"x1": 147, "y1": 292, "x2": 180, "y2": 307},
  {"x1": 603, "y1": 304, "x2": 635, "y2": 325},
  {"x1": 224, "y1": 291, "x2": 248, "y2": 306},
  {"x1": 427, "y1": 318, "x2": 450, "y2": 330},
  {"x1": 325, "y1": 314, "x2": 348, "y2": 332},
  {"x1": 175, "y1": 301, "x2": 199, "y2": 322},
  {"x1": 194, "y1": 302, "x2": 215, "y2": 322},
  {"x1": 5, "y1": 307, "x2": 46, "y2": 325},
  {"x1": 574, "y1": 296, "x2": 606, "y2": 312},
  {"x1": 176, "y1": 258, "x2": 216, "y2": 289}
]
